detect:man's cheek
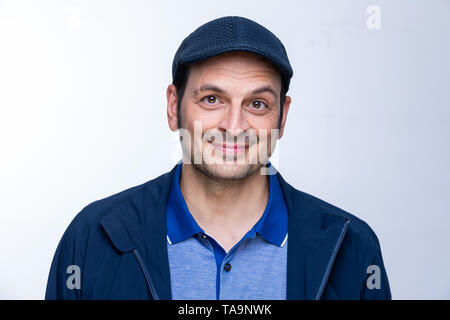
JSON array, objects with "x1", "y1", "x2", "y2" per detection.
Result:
[{"x1": 258, "y1": 130, "x2": 278, "y2": 162}]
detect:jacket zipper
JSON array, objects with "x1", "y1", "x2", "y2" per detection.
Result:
[
  {"x1": 315, "y1": 217, "x2": 350, "y2": 300},
  {"x1": 132, "y1": 249, "x2": 160, "y2": 300}
]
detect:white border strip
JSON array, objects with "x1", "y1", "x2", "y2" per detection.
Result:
[{"x1": 280, "y1": 234, "x2": 288, "y2": 247}]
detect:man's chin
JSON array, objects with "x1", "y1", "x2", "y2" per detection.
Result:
[{"x1": 193, "y1": 162, "x2": 261, "y2": 181}]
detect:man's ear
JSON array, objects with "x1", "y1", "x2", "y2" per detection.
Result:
[
  {"x1": 167, "y1": 84, "x2": 179, "y2": 131},
  {"x1": 278, "y1": 95, "x2": 291, "y2": 139}
]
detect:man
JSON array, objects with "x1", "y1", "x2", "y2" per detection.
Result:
[{"x1": 45, "y1": 16, "x2": 391, "y2": 300}]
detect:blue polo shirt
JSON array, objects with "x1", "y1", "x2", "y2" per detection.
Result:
[{"x1": 166, "y1": 163, "x2": 288, "y2": 300}]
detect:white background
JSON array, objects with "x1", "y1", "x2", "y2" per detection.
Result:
[{"x1": 1, "y1": 0, "x2": 449, "y2": 299}]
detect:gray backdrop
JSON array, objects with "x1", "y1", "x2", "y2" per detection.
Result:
[{"x1": 0, "y1": 0, "x2": 449, "y2": 299}]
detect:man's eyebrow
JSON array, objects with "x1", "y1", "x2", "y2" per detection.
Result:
[
  {"x1": 193, "y1": 83, "x2": 278, "y2": 98},
  {"x1": 251, "y1": 85, "x2": 278, "y2": 98},
  {"x1": 194, "y1": 84, "x2": 226, "y2": 96}
]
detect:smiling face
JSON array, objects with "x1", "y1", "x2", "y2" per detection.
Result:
[{"x1": 167, "y1": 51, "x2": 291, "y2": 181}]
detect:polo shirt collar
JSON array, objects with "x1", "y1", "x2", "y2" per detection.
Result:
[
  {"x1": 253, "y1": 164, "x2": 288, "y2": 247},
  {"x1": 166, "y1": 162, "x2": 288, "y2": 247},
  {"x1": 166, "y1": 162, "x2": 202, "y2": 244}
]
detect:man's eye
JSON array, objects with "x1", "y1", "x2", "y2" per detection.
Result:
[
  {"x1": 202, "y1": 95, "x2": 219, "y2": 105},
  {"x1": 250, "y1": 100, "x2": 268, "y2": 110}
]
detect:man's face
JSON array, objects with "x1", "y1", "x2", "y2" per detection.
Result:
[{"x1": 167, "y1": 51, "x2": 291, "y2": 180}]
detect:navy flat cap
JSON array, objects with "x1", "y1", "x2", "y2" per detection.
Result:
[{"x1": 172, "y1": 16, "x2": 293, "y2": 92}]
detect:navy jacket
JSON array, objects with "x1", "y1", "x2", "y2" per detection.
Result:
[{"x1": 45, "y1": 164, "x2": 391, "y2": 300}]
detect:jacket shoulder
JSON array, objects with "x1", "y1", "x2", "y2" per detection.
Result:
[
  {"x1": 45, "y1": 169, "x2": 174, "y2": 299},
  {"x1": 68, "y1": 169, "x2": 172, "y2": 231},
  {"x1": 50, "y1": 169, "x2": 173, "y2": 265},
  {"x1": 279, "y1": 174, "x2": 383, "y2": 253},
  {"x1": 301, "y1": 189, "x2": 380, "y2": 245},
  {"x1": 280, "y1": 177, "x2": 391, "y2": 298}
]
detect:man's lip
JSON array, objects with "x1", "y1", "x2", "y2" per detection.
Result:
[
  {"x1": 210, "y1": 142, "x2": 249, "y2": 153},
  {"x1": 211, "y1": 143, "x2": 249, "y2": 149}
]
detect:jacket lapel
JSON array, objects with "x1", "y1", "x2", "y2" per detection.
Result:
[
  {"x1": 277, "y1": 173, "x2": 349, "y2": 300},
  {"x1": 100, "y1": 165, "x2": 177, "y2": 300}
]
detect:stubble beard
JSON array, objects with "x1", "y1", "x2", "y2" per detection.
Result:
[
  {"x1": 192, "y1": 160, "x2": 263, "y2": 182},
  {"x1": 179, "y1": 119, "x2": 274, "y2": 182}
]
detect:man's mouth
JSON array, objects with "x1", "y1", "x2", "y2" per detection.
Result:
[{"x1": 211, "y1": 142, "x2": 248, "y2": 154}]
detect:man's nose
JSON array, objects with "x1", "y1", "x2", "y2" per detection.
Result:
[{"x1": 218, "y1": 103, "x2": 250, "y2": 136}]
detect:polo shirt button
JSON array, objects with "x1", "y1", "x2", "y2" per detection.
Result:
[
  {"x1": 224, "y1": 262, "x2": 231, "y2": 272},
  {"x1": 201, "y1": 234, "x2": 208, "y2": 240}
]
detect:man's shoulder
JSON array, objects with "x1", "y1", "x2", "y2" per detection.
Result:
[
  {"x1": 64, "y1": 168, "x2": 175, "y2": 238},
  {"x1": 278, "y1": 174, "x2": 382, "y2": 250}
]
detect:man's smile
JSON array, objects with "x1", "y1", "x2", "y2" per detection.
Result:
[{"x1": 211, "y1": 141, "x2": 248, "y2": 155}]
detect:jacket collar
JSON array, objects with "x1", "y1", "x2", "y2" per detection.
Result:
[
  {"x1": 100, "y1": 163, "x2": 349, "y2": 300},
  {"x1": 276, "y1": 173, "x2": 349, "y2": 299}
]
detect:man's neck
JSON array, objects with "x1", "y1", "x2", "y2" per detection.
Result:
[{"x1": 179, "y1": 163, "x2": 269, "y2": 252}]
